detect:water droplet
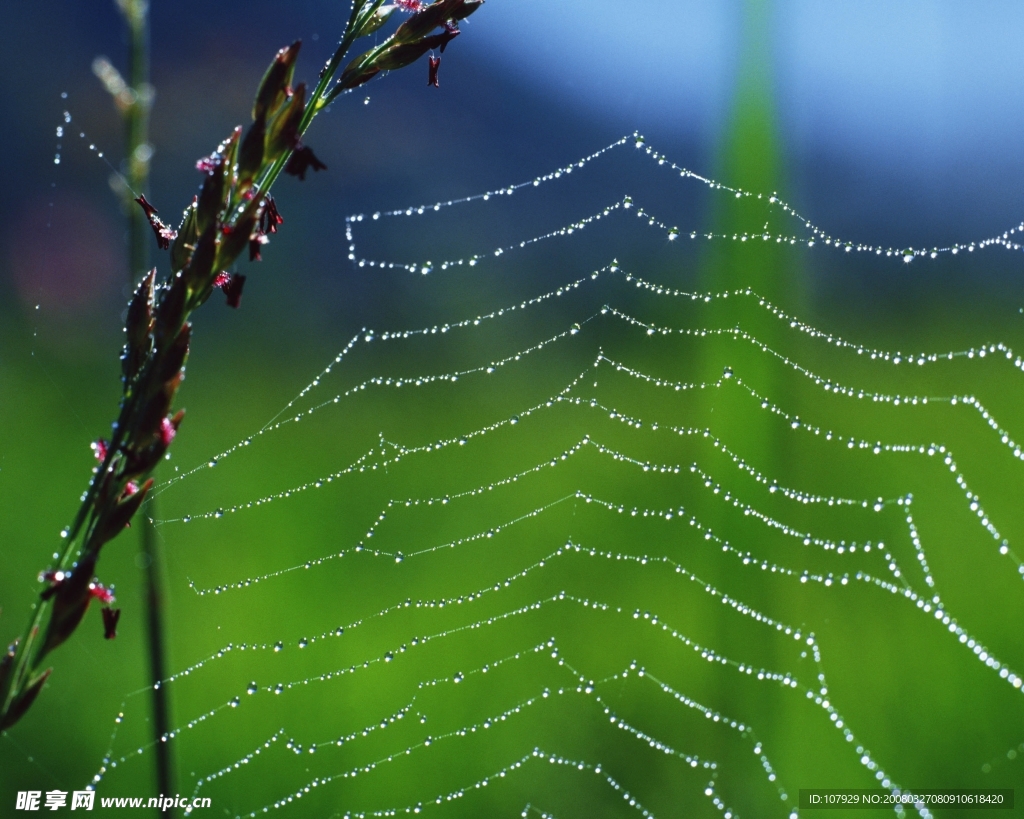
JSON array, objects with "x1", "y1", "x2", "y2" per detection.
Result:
[
  {"x1": 510, "y1": 415, "x2": 520, "y2": 425},
  {"x1": 273, "y1": 684, "x2": 284, "y2": 695},
  {"x1": 229, "y1": 696, "x2": 240, "y2": 708},
  {"x1": 247, "y1": 682, "x2": 258, "y2": 695},
  {"x1": 395, "y1": 552, "x2": 404, "y2": 563},
  {"x1": 723, "y1": 366, "x2": 733, "y2": 379},
  {"x1": 298, "y1": 638, "x2": 308, "y2": 649},
  {"x1": 273, "y1": 641, "x2": 283, "y2": 652},
  {"x1": 384, "y1": 651, "x2": 394, "y2": 662},
  {"x1": 214, "y1": 509, "x2": 224, "y2": 519},
  {"x1": 453, "y1": 671, "x2": 464, "y2": 683}
]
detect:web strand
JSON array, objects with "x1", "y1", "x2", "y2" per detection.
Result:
[{"x1": 76, "y1": 134, "x2": 1024, "y2": 819}]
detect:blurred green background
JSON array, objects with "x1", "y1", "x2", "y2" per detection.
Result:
[{"x1": 2, "y1": 1, "x2": 1023, "y2": 816}]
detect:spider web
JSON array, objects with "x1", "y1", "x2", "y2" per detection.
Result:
[{"x1": 83, "y1": 136, "x2": 1024, "y2": 818}]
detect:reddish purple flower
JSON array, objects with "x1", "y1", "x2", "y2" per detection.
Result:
[
  {"x1": 91, "y1": 439, "x2": 109, "y2": 462},
  {"x1": 135, "y1": 193, "x2": 158, "y2": 218},
  {"x1": 395, "y1": 0, "x2": 425, "y2": 10},
  {"x1": 284, "y1": 145, "x2": 327, "y2": 181},
  {"x1": 260, "y1": 196, "x2": 284, "y2": 235},
  {"x1": 101, "y1": 607, "x2": 121, "y2": 640},
  {"x1": 195, "y1": 153, "x2": 220, "y2": 173},
  {"x1": 428, "y1": 56, "x2": 441, "y2": 87},
  {"x1": 134, "y1": 195, "x2": 178, "y2": 251},
  {"x1": 88, "y1": 581, "x2": 115, "y2": 605},
  {"x1": 249, "y1": 233, "x2": 269, "y2": 262},
  {"x1": 160, "y1": 416, "x2": 177, "y2": 446},
  {"x1": 213, "y1": 271, "x2": 232, "y2": 288}
]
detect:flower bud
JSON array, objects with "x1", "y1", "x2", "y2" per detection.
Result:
[
  {"x1": 122, "y1": 268, "x2": 155, "y2": 384},
  {"x1": 225, "y1": 125, "x2": 242, "y2": 171},
  {"x1": 94, "y1": 478, "x2": 153, "y2": 547},
  {"x1": 266, "y1": 83, "x2": 306, "y2": 160},
  {"x1": 183, "y1": 223, "x2": 218, "y2": 295},
  {"x1": 254, "y1": 41, "x2": 301, "y2": 121},
  {"x1": 393, "y1": 0, "x2": 457, "y2": 44},
  {"x1": 237, "y1": 116, "x2": 266, "y2": 188},
  {"x1": 133, "y1": 383, "x2": 175, "y2": 448},
  {"x1": 376, "y1": 39, "x2": 433, "y2": 71},
  {"x1": 39, "y1": 554, "x2": 97, "y2": 658},
  {"x1": 157, "y1": 322, "x2": 191, "y2": 385},
  {"x1": 154, "y1": 276, "x2": 187, "y2": 348},
  {"x1": 361, "y1": 4, "x2": 398, "y2": 36},
  {"x1": 124, "y1": 412, "x2": 182, "y2": 476},
  {"x1": 170, "y1": 198, "x2": 198, "y2": 273},
  {"x1": 338, "y1": 57, "x2": 380, "y2": 90},
  {"x1": 217, "y1": 215, "x2": 257, "y2": 268},
  {"x1": 378, "y1": 29, "x2": 457, "y2": 72},
  {"x1": 196, "y1": 154, "x2": 227, "y2": 234}
]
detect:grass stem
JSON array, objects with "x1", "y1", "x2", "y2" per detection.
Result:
[{"x1": 119, "y1": 0, "x2": 178, "y2": 812}]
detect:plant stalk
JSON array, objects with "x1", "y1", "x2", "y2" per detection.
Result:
[
  {"x1": 120, "y1": 0, "x2": 177, "y2": 811},
  {"x1": 0, "y1": 0, "x2": 484, "y2": 744}
]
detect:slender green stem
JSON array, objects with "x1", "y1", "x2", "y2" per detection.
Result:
[
  {"x1": 119, "y1": 0, "x2": 177, "y2": 811},
  {"x1": 124, "y1": 1, "x2": 151, "y2": 281},
  {"x1": 140, "y1": 509, "x2": 173, "y2": 812}
]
